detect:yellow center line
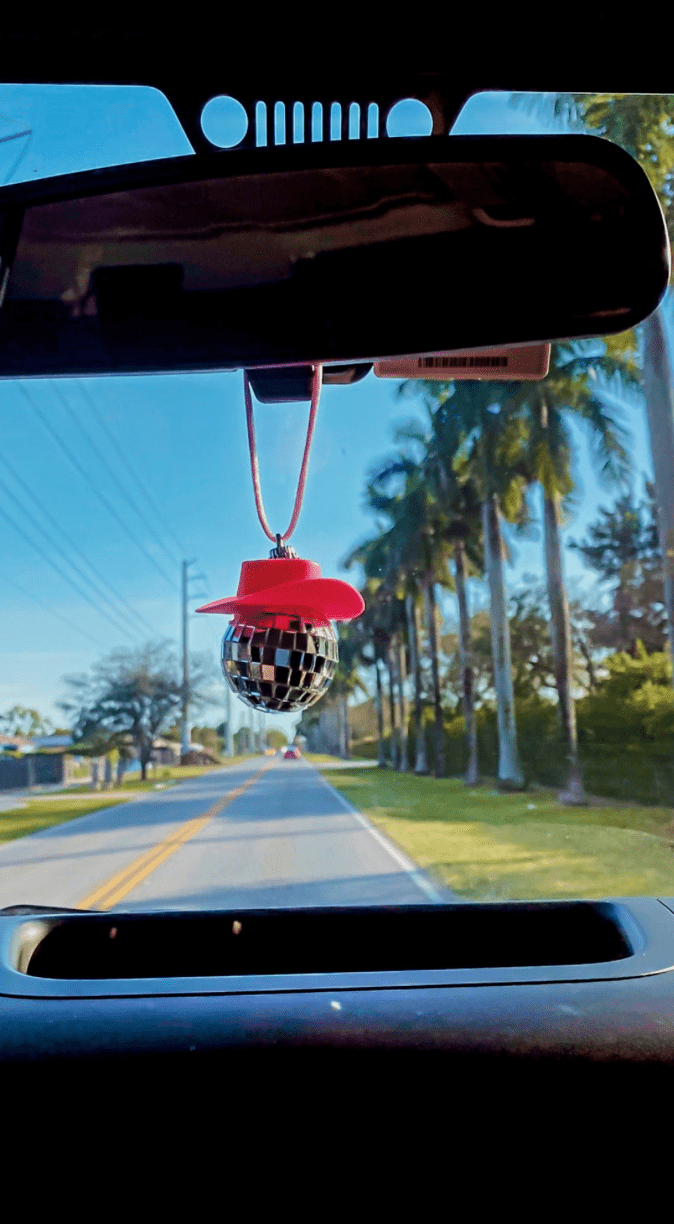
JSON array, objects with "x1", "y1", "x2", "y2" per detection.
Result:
[{"x1": 77, "y1": 760, "x2": 274, "y2": 912}]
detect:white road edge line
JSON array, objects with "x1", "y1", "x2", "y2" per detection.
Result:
[{"x1": 308, "y1": 764, "x2": 447, "y2": 904}]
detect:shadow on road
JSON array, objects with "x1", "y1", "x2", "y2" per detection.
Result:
[{"x1": 112, "y1": 870, "x2": 446, "y2": 911}]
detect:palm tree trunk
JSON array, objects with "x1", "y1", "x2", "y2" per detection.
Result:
[
  {"x1": 643, "y1": 308, "x2": 674, "y2": 677},
  {"x1": 396, "y1": 637, "x2": 409, "y2": 771},
  {"x1": 482, "y1": 495, "x2": 524, "y2": 789},
  {"x1": 454, "y1": 539, "x2": 478, "y2": 785},
  {"x1": 374, "y1": 655, "x2": 386, "y2": 768},
  {"x1": 543, "y1": 489, "x2": 586, "y2": 804},
  {"x1": 405, "y1": 593, "x2": 428, "y2": 774},
  {"x1": 341, "y1": 695, "x2": 350, "y2": 759},
  {"x1": 336, "y1": 700, "x2": 345, "y2": 758},
  {"x1": 424, "y1": 575, "x2": 445, "y2": 777},
  {"x1": 387, "y1": 643, "x2": 399, "y2": 769}
]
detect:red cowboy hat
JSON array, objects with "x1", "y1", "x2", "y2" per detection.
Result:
[{"x1": 196, "y1": 557, "x2": 364, "y2": 622}]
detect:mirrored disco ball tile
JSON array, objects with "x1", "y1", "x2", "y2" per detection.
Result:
[{"x1": 221, "y1": 619, "x2": 339, "y2": 712}]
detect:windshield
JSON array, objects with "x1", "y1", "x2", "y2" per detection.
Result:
[{"x1": 1, "y1": 86, "x2": 674, "y2": 913}]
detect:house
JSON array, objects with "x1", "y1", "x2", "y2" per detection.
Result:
[
  {"x1": 151, "y1": 738, "x2": 182, "y2": 765},
  {"x1": 32, "y1": 735, "x2": 73, "y2": 750},
  {"x1": 179, "y1": 746, "x2": 220, "y2": 766},
  {"x1": 0, "y1": 734, "x2": 35, "y2": 755}
]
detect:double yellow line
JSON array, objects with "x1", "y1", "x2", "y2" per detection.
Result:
[{"x1": 78, "y1": 760, "x2": 274, "y2": 912}]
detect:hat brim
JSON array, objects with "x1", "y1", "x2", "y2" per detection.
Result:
[{"x1": 196, "y1": 578, "x2": 364, "y2": 621}]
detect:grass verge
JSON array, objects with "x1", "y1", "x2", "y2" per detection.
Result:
[
  {"x1": 0, "y1": 757, "x2": 256, "y2": 845},
  {"x1": 320, "y1": 767, "x2": 674, "y2": 900},
  {"x1": 303, "y1": 753, "x2": 351, "y2": 765},
  {"x1": 0, "y1": 793, "x2": 132, "y2": 846}
]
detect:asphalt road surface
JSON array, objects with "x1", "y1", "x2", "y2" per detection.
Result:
[{"x1": 0, "y1": 757, "x2": 447, "y2": 912}]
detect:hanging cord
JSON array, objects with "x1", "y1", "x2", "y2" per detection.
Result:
[{"x1": 244, "y1": 364, "x2": 323, "y2": 545}]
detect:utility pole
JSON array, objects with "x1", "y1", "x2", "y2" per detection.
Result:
[
  {"x1": 225, "y1": 682, "x2": 234, "y2": 757},
  {"x1": 181, "y1": 558, "x2": 199, "y2": 759}
]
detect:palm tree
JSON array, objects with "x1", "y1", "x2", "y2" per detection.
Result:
[
  {"x1": 369, "y1": 469, "x2": 453, "y2": 777},
  {"x1": 343, "y1": 536, "x2": 408, "y2": 770},
  {"x1": 352, "y1": 577, "x2": 391, "y2": 768},
  {"x1": 393, "y1": 399, "x2": 485, "y2": 784},
  {"x1": 362, "y1": 531, "x2": 426, "y2": 774},
  {"x1": 511, "y1": 92, "x2": 674, "y2": 691},
  {"x1": 435, "y1": 380, "x2": 530, "y2": 789},
  {"x1": 329, "y1": 624, "x2": 366, "y2": 759},
  {"x1": 506, "y1": 340, "x2": 635, "y2": 800},
  {"x1": 351, "y1": 465, "x2": 451, "y2": 776},
  {"x1": 404, "y1": 589, "x2": 428, "y2": 774}
]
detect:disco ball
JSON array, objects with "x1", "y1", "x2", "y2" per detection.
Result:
[{"x1": 221, "y1": 615, "x2": 339, "y2": 712}]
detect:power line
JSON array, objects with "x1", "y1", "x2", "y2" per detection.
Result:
[
  {"x1": 77, "y1": 382, "x2": 190, "y2": 559},
  {"x1": 56, "y1": 382, "x2": 180, "y2": 568},
  {"x1": 0, "y1": 449, "x2": 156, "y2": 638},
  {"x1": 0, "y1": 500, "x2": 139, "y2": 644},
  {"x1": 18, "y1": 382, "x2": 179, "y2": 591},
  {"x1": 48, "y1": 380, "x2": 179, "y2": 587},
  {"x1": 0, "y1": 569, "x2": 106, "y2": 649},
  {"x1": 0, "y1": 473, "x2": 143, "y2": 644}
]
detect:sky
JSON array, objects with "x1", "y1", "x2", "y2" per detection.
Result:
[{"x1": 0, "y1": 86, "x2": 663, "y2": 738}]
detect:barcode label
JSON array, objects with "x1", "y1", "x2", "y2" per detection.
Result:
[
  {"x1": 418, "y1": 355, "x2": 509, "y2": 369},
  {"x1": 374, "y1": 345, "x2": 550, "y2": 382}
]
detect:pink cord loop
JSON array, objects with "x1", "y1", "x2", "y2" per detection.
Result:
[{"x1": 244, "y1": 364, "x2": 323, "y2": 544}]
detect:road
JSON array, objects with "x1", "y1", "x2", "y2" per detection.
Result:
[{"x1": 0, "y1": 757, "x2": 447, "y2": 912}]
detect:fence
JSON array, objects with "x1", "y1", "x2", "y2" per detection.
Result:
[{"x1": 0, "y1": 753, "x2": 69, "y2": 792}]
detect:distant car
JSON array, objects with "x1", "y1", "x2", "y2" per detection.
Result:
[
  {"x1": 284, "y1": 747, "x2": 301, "y2": 760},
  {"x1": 264, "y1": 748, "x2": 276, "y2": 756}
]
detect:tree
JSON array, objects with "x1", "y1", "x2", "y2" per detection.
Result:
[
  {"x1": 356, "y1": 461, "x2": 452, "y2": 776},
  {"x1": 427, "y1": 380, "x2": 529, "y2": 788},
  {"x1": 344, "y1": 523, "x2": 420, "y2": 771},
  {"x1": 390, "y1": 396, "x2": 484, "y2": 783},
  {"x1": 61, "y1": 642, "x2": 213, "y2": 780},
  {"x1": 190, "y1": 726, "x2": 223, "y2": 755},
  {"x1": 234, "y1": 725, "x2": 253, "y2": 754},
  {"x1": 329, "y1": 623, "x2": 367, "y2": 759},
  {"x1": 345, "y1": 576, "x2": 392, "y2": 768},
  {"x1": 507, "y1": 588, "x2": 557, "y2": 700},
  {"x1": 404, "y1": 590, "x2": 428, "y2": 773},
  {"x1": 441, "y1": 610, "x2": 495, "y2": 710},
  {"x1": 576, "y1": 642, "x2": 674, "y2": 744},
  {"x1": 505, "y1": 339, "x2": 636, "y2": 801},
  {"x1": 443, "y1": 588, "x2": 559, "y2": 706},
  {"x1": 0, "y1": 706, "x2": 52, "y2": 736},
  {"x1": 265, "y1": 729, "x2": 287, "y2": 750},
  {"x1": 511, "y1": 92, "x2": 674, "y2": 693},
  {"x1": 571, "y1": 485, "x2": 666, "y2": 655}
]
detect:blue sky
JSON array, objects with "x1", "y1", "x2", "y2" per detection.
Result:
[{"x1": 0, "y1": 86, "x2": 662, "y2": 736}]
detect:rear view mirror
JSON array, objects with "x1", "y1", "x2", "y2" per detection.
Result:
[{"x1": 0, "y1": 134, "x2": 668, "y2": 379}]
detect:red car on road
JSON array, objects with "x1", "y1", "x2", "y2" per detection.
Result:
[{"x1": 284, "y1": 747, "x2": 301, "y2": 760}]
